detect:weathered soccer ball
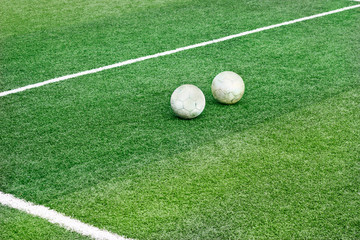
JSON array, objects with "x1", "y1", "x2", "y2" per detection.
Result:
[
  {"x1": 170, "y1": 84, "x2": 205, "y2": 119},
  {"x1": 211, "y1": 71, "x2": 245, "y2": 104}
]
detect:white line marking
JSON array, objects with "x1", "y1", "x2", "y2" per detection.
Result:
[
  {"x1": 0, "y1": 191, "x2": 133, "y2": 240},
  {"x1": 1, "y1": 4, "x2": 359, "y2": 97}
]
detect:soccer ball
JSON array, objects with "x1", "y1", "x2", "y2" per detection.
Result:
[
  {"x1": 211, "y1": 71, "x2": 245, "y2": 104},
  {"x1": 170, "y1": 84, "x2": 205, "y2": 119}
]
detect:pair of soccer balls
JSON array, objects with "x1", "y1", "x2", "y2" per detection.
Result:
[{"x1": 170, "y1": 71, "x2": 245, "y2": 119}]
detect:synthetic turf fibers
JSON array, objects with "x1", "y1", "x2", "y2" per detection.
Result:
[
  {"x1": 0, "y1": 206, "x2": 89, "y2": 240},
  {"x1": 0, "y1": 192, "x2": 131, "y2": 240},
  {"x1": 1, "y1": 4, "x2": 359, "y2": 97},
  {"x1": 0, "y1": 0, "x2": 355, "y2": 91},
  {"x1": 1, "y1": 0, "x2": 360, "y2": 239},
  {"x1": 51, "y1": 88, "x2": 360, "y2": 239}
]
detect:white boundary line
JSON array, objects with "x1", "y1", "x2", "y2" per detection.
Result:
[
  {"x1": 0, "y1": 191, "x2": 133, "y2": 240},
  {"x1": 1, "y1": 4, "x2": 359, "y2": 97}
]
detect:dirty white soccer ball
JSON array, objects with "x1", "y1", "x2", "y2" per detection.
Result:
[
  {"x1": 211, "y1": 71, "x2": 245, "y2": 104},
  {"x1": 170, "y1": 84, "x2": 206, "y2": 119}
]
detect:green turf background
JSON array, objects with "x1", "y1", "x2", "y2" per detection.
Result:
[
  {"x1": 52, "y1": 88, "x2": 360, "y2": 239},
  {"x1": 1, "y1": 0, "x2": 359, "y2": 239},
  {"x1": 0, "y1": 0, "x2": 354, "y2": 90},
  {"x1": 0, "y1": 205, "x2": 89, "y2": 240}
]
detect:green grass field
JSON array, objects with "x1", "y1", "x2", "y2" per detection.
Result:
[{"x1": 1, "y1": 0, "x2": 359, "y2": 239}]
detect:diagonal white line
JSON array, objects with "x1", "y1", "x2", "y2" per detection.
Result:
[
  {"x1": 0, "y1": 191, "x2": 133, "y2": 240},
  {"x1": 1, "y1": 4, "x2": 359, "y2": 97}
]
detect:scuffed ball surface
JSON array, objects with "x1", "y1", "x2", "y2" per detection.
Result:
[
  {"x1": 170, "y1": 84, "x2": 205, "y2": 119},
  {"x1": 211, "y1": 71, "x2": 245, "y2": 104}
]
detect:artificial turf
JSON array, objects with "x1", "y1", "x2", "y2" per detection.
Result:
[
  {"x1": 0, "y1": 0, "x2": 354, "y2": 90},
  {"x1": 1, "y1": 0, "x2": 359, "y2": 239},
  {"x1": 0, "y1": 205, "x2": 89, "y2": 240},
  {"x1": 51, "y1": 87, "x2": 360, "y2": 239}
]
